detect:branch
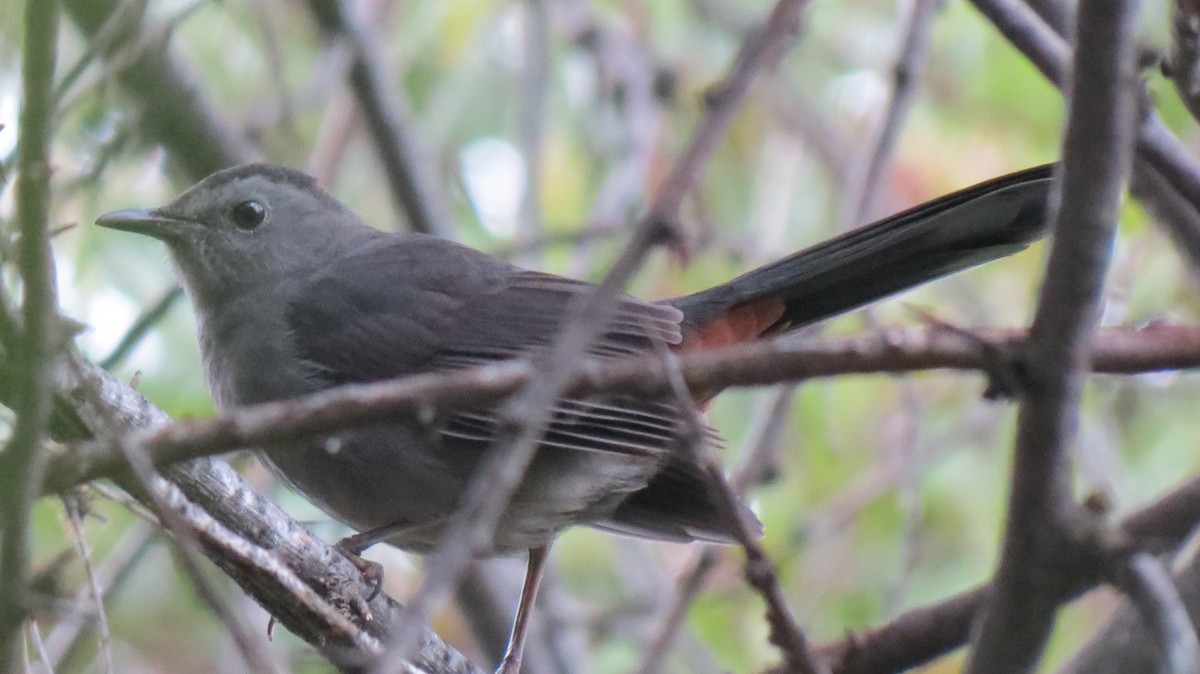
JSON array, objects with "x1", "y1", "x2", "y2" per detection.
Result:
[
  {"x1": 305, "y1": 0, "x2": 455, "y2": 238},
  {"x1": 61, "y1": 496, "x2": 115, "y2": 674},
  {"x1": 968, "y1": 0, "x2": 1200, "y2": 269},
  {"x1": 708, "y1": 465, "x2": 819, "y2": 673},
  {"x1": 1170, "y1": 0, "x2": 1200, "y2": 125},
  {"x1": 635, "y1": 386, "x2": 795, "y2": 673},
  {"x1": 966, "y1": 0, "x2": 1140, "y2": 670},
  {"x1": 52, "y1": 350, "x2": 484, "y2": 674},
  {"x1": 38, "y1": 324, "x2": 1200, "y2": 495},
  {"x1": 99, "y1": 284, "x2": 183, "y2": 370},
  {"x1": 116, "y1": 428, "x2": 284, "y2": 673},
  {"x1": 811, "y1": 473, "x2": 1200, "y2": 674},
  {"x1": 0, "y1": 2, "x2": 61, "y2": 669},
  {"x1": 516, "y1": 0, "x2": 550, "y2": 256},
  {"x1": 62, "y1": 0, "x2": 257, "y2": 179},
  {"x1": 839, "y1": 0, "x2": 940, "y2": 228},
  {"x1": 44, "y1": 521, "x2": 156, "y2": 671},
  {"x1": 1108, "y1": 553, "x2": 1200, "y2": 674},
  {"x1": 1059, "y1": 531, "x2": 1200, "y2": 674}
]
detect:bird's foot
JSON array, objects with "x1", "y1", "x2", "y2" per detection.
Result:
[{"x1": 336, "y1": 535, "x2": 385, "y2": 603}]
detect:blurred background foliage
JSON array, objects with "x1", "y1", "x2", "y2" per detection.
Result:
[{"x1": 0, "y1": 0, "x2": 1195, "y2": 672}]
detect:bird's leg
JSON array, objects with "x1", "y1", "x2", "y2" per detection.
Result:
[
  {"x1": 270, "y1": 529, "x2": 388, "y2": 635},
  {"x1": 337, "y1": 516, "x2": 451, "y2": 603},
  {"x1": 496, "y1": 545, "x2": 550, "y2": 674},
  {"x1": 336, "y1": 529, "x2": 389, "y2": 602}
]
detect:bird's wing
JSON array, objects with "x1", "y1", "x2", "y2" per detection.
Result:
[
  {"x1": 285, "y1": 234, "x2": 688, "y2": 458},
  {"x1": 286, "y1": 234, "x2": 747, "y2": 543}
]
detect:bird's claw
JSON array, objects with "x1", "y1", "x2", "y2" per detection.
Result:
[{"x1": 336, "y1": 537, "x2": 384, "y2": 603}]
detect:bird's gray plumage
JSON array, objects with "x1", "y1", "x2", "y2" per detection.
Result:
[
  {"x1": 96, "y1": 161, "x2": 1054, "y2": 554},
  {"x1": 102, "y1": 164, "x2": 735, "y2": 553}
]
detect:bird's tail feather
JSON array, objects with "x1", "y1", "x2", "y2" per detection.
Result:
[{"x1": 669, "y1": 164, "x2": 1055, "y2": 345}]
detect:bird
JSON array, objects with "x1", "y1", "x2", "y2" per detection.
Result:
[{"x1": 97, "y1": 162, "x2": 1053, "y2": 673}]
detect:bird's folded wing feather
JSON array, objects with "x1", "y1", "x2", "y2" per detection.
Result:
[
  {"x1": 285, "y1": 234, "x2": 751, "y2": 543},
  {"x1": 285, "y1": 235, "x2": 692, "y2": 459}
]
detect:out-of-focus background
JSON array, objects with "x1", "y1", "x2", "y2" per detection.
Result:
[{"x1": 0, "y1": 0, "x2": 1194, "y2": 672}]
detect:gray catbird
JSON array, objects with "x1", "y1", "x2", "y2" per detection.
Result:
[{"x1": 97, "y1": 162, "x2": 1053, "y2": 673}]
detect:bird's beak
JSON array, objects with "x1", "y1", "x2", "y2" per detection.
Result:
[{"x1": 95, "y1": 208, "x2": 194, "y2": 240}]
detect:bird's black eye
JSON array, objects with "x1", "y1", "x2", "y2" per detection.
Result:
[{"x1": 231, "y1": 200, "x2": 266, "y2": 229}]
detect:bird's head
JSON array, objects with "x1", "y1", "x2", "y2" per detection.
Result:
[{"x1": 97, "y1": 163, "x2": 373, "y2": 306}]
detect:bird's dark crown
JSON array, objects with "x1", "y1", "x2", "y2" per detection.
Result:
[{"x1": 200, "y1": 162, "x2": 321, "y2": 194}]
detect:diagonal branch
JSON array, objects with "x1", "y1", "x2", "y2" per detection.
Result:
[
  {"x1": 63, "y1": 0, "x2": 258, "y2": 178},
  {"x1": 52, "y1": 350, "x2": 484, "y2": 674},
  {"x1": 1059, "y1": 528, "x2": 1200, "y2": 674},
  {"x1": 1108, "y1": 553, "x2": 1200, "y2": 674},
  {"x1": 968, "y1": 0, "x2": 1200, "y2": 269},
  {"x1": 305, "y1": 0, "x2": 456, "y2": 238},
  {"x1": 810, "y1": 473, "x2": 1200, "y2": 674}
]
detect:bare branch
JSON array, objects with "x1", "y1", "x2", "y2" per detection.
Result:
[
  {"x1": 809, "y1": 474, "x2": 1200, "y2": 674},
  {"x1": 840, "y1": 0, "x2": 941, "y2": 229},
  {"x1": 99, "y1": 284, "x2": 183, "y2": 371},
  {"x1": 62, "y1": 0, "x2": 258, "y2": 178},
  {"x1": 636, "y1": 386, "x2": 794, "y2": 673},
  {"x1": 708, "y1": 464, "x2": 819, "y2": 673},
  {"x1": 0, "y1": 2, "x2": 62, "y2": 669},
  {"x1": 1169, "y1": 0, "x2": 1200, "y2": 125},
  {"x1": 515, "y1": 0, "x2": 550, "y2": 262},
  {"x1": 966, "y1": 0, "x2": 1140, "y2": 669},
  {"x1": 45, "y1": 521, "x2": 156, "y2": 671},
  {"x1": 968, "y1": 0, "x2": 1200, "y2": 269},
  {"x1": 1111, "y1": 553, "x2": 1200, "y2": 674},
  {"x1": 62, "y1": 495, "x2": 114, "y2": 674},
  {"x1": 305, "y1": 0, "x2": 456, "y2": 238},
  {"x1": 1059, "y1": 528, "x2": 1200, "y2": 674},
  {"x1": 116, "y1": 432, "x2": 285, "y2": 674},
  {"x1": 40, "y1": 324, "x2": 1200, "y2": 496}
]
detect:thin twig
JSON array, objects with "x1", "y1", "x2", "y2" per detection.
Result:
[
  {"x1": 0, "y1": 3, "x2": 61, "y2": 670},
  {"x1": 99, "y1": 285, "x2": 183, "y2": 370},
  {"x1": 635, "y1": 385, "x2": 794, "y2": 674},
  {"x1": 708, "y1": 463, "x2": 819, "y2": 673},
  {"x1": 556, "y1": 5, "x2": 661, "y2": 277},
  {"x1": 45, "y1": 520, "x2": 155, "y2": 672},
  {"x1": 248, "y1": 0, "x2": 296, "y2": 137},
  {"x1": 306, "y1": 61, "x2": 361, "y2": 186},
  {"x1": 839, "y1": 0, "x2": 941, "y2": 229},
  {"x1": 633, "y1": 548, "x2": 720, "y2": 674},
  {"x1": 968, "y1": 0, "x2": 1200, "y2": 268},
  {"x1": 1112, "y1": 553, "x2": 1200, "y2": 674},
  {"x1": 515, "y1": 0, "x2": 550, "y2": 265},
  {"x1": 27, "y1": 620, "x2": 52, "y2": 674},
  {"x1": 62, "y1": 0, "x2": 258, "y2": 179},
  {"x1": 116, "y1": 440, "x2": 284, "y2": 674},
  {"x1": 966, "y1": 0, "x2": 1140, "y2": 670},
  {"x1": 61, "y1": 495, "x2": 114, "y2": 674},
  {"x1": 305, "y1": 0, "x2": 455, "y2": 238}
]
